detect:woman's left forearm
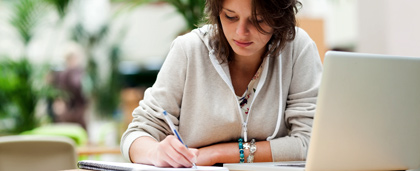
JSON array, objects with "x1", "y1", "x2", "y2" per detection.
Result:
[{"x1": 196, "y1": 140, "x2": 273, "y2": 166}]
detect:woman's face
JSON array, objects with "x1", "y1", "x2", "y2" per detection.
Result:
[{"x1": 219, "y1": 0, "x2": 273, "y2": 59}]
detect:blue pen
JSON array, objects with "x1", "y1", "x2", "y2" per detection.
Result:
[{"x1": 163, "y1": 111, "x2": 197, "y2": 169}]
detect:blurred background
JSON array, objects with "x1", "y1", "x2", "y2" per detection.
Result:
[{"x1": 0, "y1": 0, "x2": 419, "y2": 163}]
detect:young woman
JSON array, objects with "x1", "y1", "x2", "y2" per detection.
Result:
[{"x1": 121, "y1": 0, "x2": 322, "y2": 167}]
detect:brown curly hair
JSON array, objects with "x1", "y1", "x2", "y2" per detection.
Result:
[{"x1": 205, "y1": 0, "x2": 302, "y2": 62}]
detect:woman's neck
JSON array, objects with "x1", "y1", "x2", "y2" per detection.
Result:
[
  {"x1": 230, "y1": 54, "x2": 262, "y2": 75},
  {"x1": 228, "y1": 53, "x2": 264, "y2": 96}
]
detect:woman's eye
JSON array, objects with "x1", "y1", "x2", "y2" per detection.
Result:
[{"x1": 225, "y1": 14, "x2": 236, "y2": 20}]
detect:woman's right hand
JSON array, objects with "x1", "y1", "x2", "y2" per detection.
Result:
[{"x1": 141, "y1": 135, "x2": 198, "y2": 168}]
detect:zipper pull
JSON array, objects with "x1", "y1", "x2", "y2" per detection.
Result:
[{"x1": 243, "y1": 122, "x2": 248, "y2": 142}]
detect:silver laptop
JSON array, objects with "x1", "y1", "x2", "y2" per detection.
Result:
[{"x1": 224, "y1": 51, "x2": 420, "y2": 171}]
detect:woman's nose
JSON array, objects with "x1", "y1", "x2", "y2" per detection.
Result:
[{"x1": 236, "y1": 20, "x2": 250, "y2": 36}]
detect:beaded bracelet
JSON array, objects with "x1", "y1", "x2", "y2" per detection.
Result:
[{"x1": 238, "y1": 138, "x2": 245, "y2": 163}]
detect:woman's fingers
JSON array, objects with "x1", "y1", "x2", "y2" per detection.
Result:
[
  {"x1": 154, "y1": 135, "x2": 196, "y2": 168},
  {"x1": 166, "y1": 138, "x2": 193, "y2": 167},
  {"x1": 168, "y1": 136, "x2": 197, "y2": 165}
]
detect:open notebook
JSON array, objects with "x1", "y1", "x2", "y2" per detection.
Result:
[
  {"x1": 78, "y1": 160, "x2": 228, "y2": 171},
  {"x1": 225, "y1": 51, "x2": 420, "y2": 171}
]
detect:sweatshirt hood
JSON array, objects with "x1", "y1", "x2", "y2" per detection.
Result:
[{"x1": 191, "y1": 24, "x2": 214, "y2": 54}]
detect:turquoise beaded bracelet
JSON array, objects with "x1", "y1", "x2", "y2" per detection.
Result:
[{"x1": 238, "y1": 138, "x2": 245, "y2": 163}]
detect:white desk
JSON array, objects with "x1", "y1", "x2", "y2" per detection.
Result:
[
  {"x1": 223, "y1": 162, "x2": 305, "y2": 171},
  {"x1": 223, "y1": 162, "x2": 420, "y2": 171}
]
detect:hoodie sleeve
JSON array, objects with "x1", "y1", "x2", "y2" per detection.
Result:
[
  {"x1": 120, "y1": 35, "x2": 189, "y2": 162},
  {"x1": 269, "y1": 28, "x2": 323, "y2": 161}
]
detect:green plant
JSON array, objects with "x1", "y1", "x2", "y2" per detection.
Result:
[
  {"x1": 42, "y1": 0, "x2": 71, "y2": 19},
  {"x1": 0, "y1": 58, "x2": 60, "y2": 134},
  {"x1": 113, "y1": 0, "x2": 206, "y2": 31},
  {"x1": 165, "y1": 0, "x2": 206, "y2": 30},
  {"x1": 0, "y1": 0, "x2": 44, "y2": 134},
  {"x1": 94, "y1": 45, "x2": 123, "y2": 118},
  {"x1": 0, "y1": 59, "x2": 36, "y2": 134},
  {"x1": 0, "y1": 0, "x2": 70, "y2": 134},
  {"x1": 9, "y1": 0, "x2": 45, "y2": 46}
]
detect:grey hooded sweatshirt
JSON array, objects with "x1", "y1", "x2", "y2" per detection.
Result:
[{"x1": 121, "y1": 25, "x2": 323, "y2": 162}]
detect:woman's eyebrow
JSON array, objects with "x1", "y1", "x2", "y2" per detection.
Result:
[{"x1": 222, "y1": 8, "x2": 235, "y2": 13}]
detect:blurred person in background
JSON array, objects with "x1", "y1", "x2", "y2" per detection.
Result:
[{"x1": 49, "y1": 50, "x2": 87, "y2": 130}]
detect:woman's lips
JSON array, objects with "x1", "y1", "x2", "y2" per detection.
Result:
[{"x1": 234, "y1": 40, "x2": 253, "y2": 47}]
